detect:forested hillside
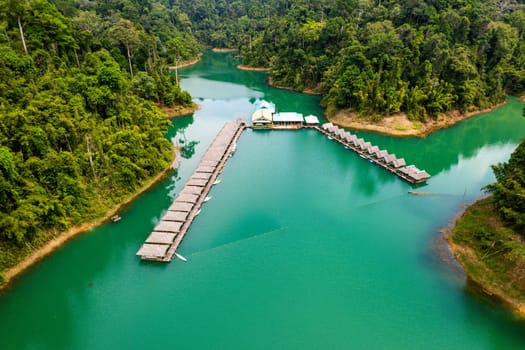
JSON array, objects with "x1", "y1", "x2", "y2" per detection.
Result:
[
  {"x1": 0, "y1": 0, "x2": 200, "y2": 280},
  {"x1": 176, "y1": 0, "x2": 525, "y2": 120}
]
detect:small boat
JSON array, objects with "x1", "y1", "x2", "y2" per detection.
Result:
[
  {"x1": 213, "y1": 179, "x2": 222, "y2": 185},
  {"x1": 175, "y1": 252, "x2": 187, "y2": 262},
  {"x1": 204, "y1": 196, "x2": 212, "y2": 202},
  {"x1": 111, "y1": 215, "x2": 121, "y2": 223},
  {"x1": 327, "y1": 136, "x2": 333, "y2": 140},
  {"x1": 195, "y1": 209, "x2": 201, "y2": 215},
  {"x1": 359, "y1": 154, "x2": 366, "y2": 159}
]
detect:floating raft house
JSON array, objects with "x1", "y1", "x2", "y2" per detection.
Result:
[
  {"x1": 316, "y1": 123, "x2": 430, "y2": 184},
  {"x1": 136, "y1": 119, "x2": 246, "y2": 261}
]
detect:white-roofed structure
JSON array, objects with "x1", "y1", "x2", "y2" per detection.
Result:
[
  {"x1": 304, "y1": 115, "x2": 320, "y2": 126},
  {"x1": 272, "y1": 112, "x2": 304, "y2": 129},
  {"x1": 251, "y1": 109, "x2": 273, "y2": 128},
  {"x1": 254, "y1": 100, "x2": 276, "y2": 113}
]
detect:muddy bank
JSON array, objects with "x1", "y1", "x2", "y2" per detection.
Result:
[
  {"x1": 329, "y1": 103, "x2": 506, "y2": 138},
  {"x1": 167, "y1": 56, "x2": 201, "y2": 70},
  {"x1": 212, "y1": 48, "x2": 237, "y2": 53},
  {"x1": 236, "y1": 64, "x2": 270, "y2": 72},
  {"x1": 443, "y1": 199, "x2": 525, "y2": 319},
  {"x1": 160, "y1": 103, "x2": 199, "y2": 118}
]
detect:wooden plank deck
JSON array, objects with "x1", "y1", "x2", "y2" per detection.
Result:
[{"x1": 137, "y1": 119, "x2": 246, "y2": 261}]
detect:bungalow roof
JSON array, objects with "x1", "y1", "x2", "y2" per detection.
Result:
[
  {"x1": 154, "y1": 220, "x2": 183, "y2": 233},
  {"x1": 136, "y1": 244, "x2": 168, "y2": 258},
  {"x1": 146, "y1": 232, "x2": 176, "y2": 245}
]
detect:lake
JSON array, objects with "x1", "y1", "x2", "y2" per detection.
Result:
[{"x1": 1, "y1": 50, "x2": 525, "y2": 349}]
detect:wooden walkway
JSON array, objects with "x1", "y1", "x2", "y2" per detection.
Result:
[
  {"x1": 136, "y1": 119, "x2": 246, "y2": 261},
  {"x1": 313, "y1": 123, "x2": 430, "y2": 184}
]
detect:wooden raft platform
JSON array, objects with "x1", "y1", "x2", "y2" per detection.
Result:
[
  {"x1": 314, "y1": 123, "x2": 430, "y2": 184},
  {"x1": 136, "y1": 119, "x2": 246, "y2": 261}
]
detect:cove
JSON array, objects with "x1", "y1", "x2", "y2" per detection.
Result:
[{"x1": 1, "y1": 51, "x2": 525, "y2": 349}]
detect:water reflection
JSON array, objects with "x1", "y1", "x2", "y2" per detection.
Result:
[
  {"x1": 180, "y1": 50, "x2": 324, "y2": 119},
  {"x1": 359, "y1": 97, "x2": 524, "y2": 177},
  {"x1": 2, "y1": 50, "x2": 525, "y2": 350}
]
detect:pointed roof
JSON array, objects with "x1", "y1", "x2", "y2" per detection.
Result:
[
  {"x1": 254, "y1": 100, "x2": 276, "y2": 113},
  {"x1": 392, "y1": 158, "x2": 406, "y2": 168},
  {"x1": 251, "y1": 109, "x2": 273, "y2": 123}
]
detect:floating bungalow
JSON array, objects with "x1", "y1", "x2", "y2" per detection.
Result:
[
  {"x1": 137, "y1": 119, "x2": 246, "y2": 262},
  {"x1": 318, "y1": 122, "x2": 430, "y2": 184},
  {"x1": 272, "y1": 112, "x2": 304, "y2": 129},
  {"x1": 305, "y1": 115, "x2": 320, "y2": 126},
  {"x1": 251, "y1": 109, "x2": 273, "y2": 129},
  {"x1": 251, "y1": 100, "x2": 275, "y2": 129},
  {"x1": 250, "y1": 100, "x2": 319, "y2": 129},
  {"x1": 137, "y1": 107, "x2": 432, "y2": 265}
]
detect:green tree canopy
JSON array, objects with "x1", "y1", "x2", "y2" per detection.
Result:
[{"x1": 485, "y1": 141, "x2": 525, "y2": 236}]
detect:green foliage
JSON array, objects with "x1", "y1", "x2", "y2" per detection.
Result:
[
  {"x1": 485, "y1": 141, "x2": 525, "y2": 236},
  {"x1": 451, "y1": 197, "x2": 525, "y2": 300},
  {"x1": 0, "y1": 0, "x2": 199, "y2": 273},
  {"x1": 178, "y1": 0, "x2": 525, "y2": 118}
]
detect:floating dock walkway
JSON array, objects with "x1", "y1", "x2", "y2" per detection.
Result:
[
  {"x1": 136, "y1": 119, "x2": 246, "y2": 261},
  {"x1": 314, "y1": 123, "x2": 430, "y2": 184}
]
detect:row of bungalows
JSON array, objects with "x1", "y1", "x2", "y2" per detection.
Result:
[
  {"x1": 136, "y1": 119, "x2": 246, "y2": 261},
  {"x1": 251, "y1": 100, "x2": 319, "y2": 129},
  {"x1": 320, "y1": 122, "x2": 431, "y2": 184}
]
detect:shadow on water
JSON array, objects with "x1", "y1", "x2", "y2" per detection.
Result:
[
  {"x1": 356, "y1": 97, "x2": 525, "y2": 176},
  {"x1": 461, "y1": 282, "x2": 525, "y2": 347},
  {"x1": 418, "y1": 204, "x2": 525, "y2": 348}
]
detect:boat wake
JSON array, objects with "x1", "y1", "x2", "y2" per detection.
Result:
[{"x1": 182, "y1": 226, "x2": 288, "y2": 258}]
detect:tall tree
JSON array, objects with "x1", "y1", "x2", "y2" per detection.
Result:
[{"x1": 109, "y1": 18, "x2": 141, "y2": 78}]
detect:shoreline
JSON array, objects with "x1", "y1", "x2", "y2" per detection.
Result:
[
  {"x1": 266, "y1": 77, "x2": 321, "y2": 95},
  {"x1": 212, "y1": 48, "x2": 237, "y2": 53},
  {"x1": 160, "y1": 102, "x2": 200, "y2": 118},
  {"x1": 236, "y1": 64, "x2": 270, "y2": 72},
  {"x1": 328, "y1": 102, "x2": 507, "y2": 138},
  {"x1": 167, "y1": 56, "x2": 201, "y2": 70},
  {"x1": 447, "y1": 241, "x2": 525, "y2": 318},
  {"x1": 443, "y1": 199, "x2": 525, "y2": 319},
  {"x1": 1, "y1": 153, "x2": 176, "y2": 293}
]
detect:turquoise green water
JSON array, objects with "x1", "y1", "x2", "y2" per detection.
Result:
[{"x1": 1, "y1": 51, "x2": 525, "y2": 349}]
